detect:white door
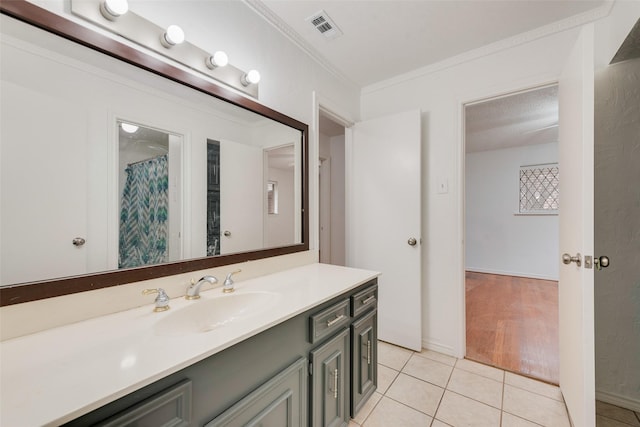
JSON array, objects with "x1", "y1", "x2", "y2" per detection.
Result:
[
  {"x1": 347, "y1": 110, "x2": 422, "y2": 351},
  {"x1": 220, "y1": 140, "x2": 263, "y2": 254},
  {"x1": 558, "y1": 25, "x2": 595, "y2": 427},
  {"x1": 1, "y1": 81, "x2": 88, "y2": 285}
]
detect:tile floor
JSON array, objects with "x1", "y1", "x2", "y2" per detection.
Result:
[{"x1": 348, "y1": 341, "x2": 638, "y2": 427}]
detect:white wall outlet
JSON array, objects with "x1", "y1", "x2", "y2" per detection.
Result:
[{"x1": 437, "y1": 177, "x2": 449, "y2": 194}]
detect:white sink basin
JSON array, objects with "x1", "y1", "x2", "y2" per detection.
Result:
[{"x1": 155, "y1": 291, "x2": 282, "y2": 335}]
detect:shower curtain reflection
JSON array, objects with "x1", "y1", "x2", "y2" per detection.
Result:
[{"x1": 119, "y1": 155, "x2": 170, "y2": 268}]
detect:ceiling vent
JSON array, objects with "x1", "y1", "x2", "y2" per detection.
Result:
[{"x1": 306, "y1": 10, "x2": 343, "y2": 40}]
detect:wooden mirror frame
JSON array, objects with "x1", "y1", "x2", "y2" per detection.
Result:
[{"x1": 0, "y1": 0, "x2": 309, "y2": 306}]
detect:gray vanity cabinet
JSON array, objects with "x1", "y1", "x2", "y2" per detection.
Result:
[
  {"x1": 205, "y1": 357, "x2": 308, "y2": 427},
  {"x1": 350, "y1": 309, "x2": 377, "y2": 416},
  {"x1": 309, "y1": 328, "x2": 350, "y2": 427},
  {"x1": 63, "y1": 279, "x2": 378, "y2": 427}
]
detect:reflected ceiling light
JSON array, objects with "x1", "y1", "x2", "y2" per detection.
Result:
[
  {"x1": 161, "y1": 25, "x2": 185, "y2": 48},
  {"x1": 205, "y1": 51, "x2": 229, "y2": 69},
  {"x1": 121, "y1": 123, "x2": 139, "y2": 133},
  {"x1": 100, "y1": 0, "x2": 129, "y2": 20},
  {"x1": 241, "y1": 69, "x2": 261, "y2": 86}
]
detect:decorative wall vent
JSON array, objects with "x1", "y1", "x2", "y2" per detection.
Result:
[{"x1": 306, "y1": 10, "x2": 343, "y2": 40}]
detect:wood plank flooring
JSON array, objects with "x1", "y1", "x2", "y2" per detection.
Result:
[{"x1": 465, "y1": 271, "x2": 559, "y2": 384}]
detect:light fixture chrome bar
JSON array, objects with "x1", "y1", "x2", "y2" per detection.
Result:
[{"x1": 71, "y1": 0, "x2": 259, "y2": 98}]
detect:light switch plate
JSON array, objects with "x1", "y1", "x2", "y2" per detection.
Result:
[{"x1": 437, "y1": 177, "x2": 449, "y2": 194}]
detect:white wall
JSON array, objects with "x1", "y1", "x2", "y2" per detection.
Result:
[
  {"x1": 466, "y1": 142, "x2": 559, "y2": 280},
  {"x1": 594, "y1": 57, "x2": 640, "y2": 411},
  {"x1": 360, "y1": 27, "x2": 582, "y2": 356}
]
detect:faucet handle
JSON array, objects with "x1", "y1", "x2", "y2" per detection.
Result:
[
  {"x1": 142, "y1": 288, "x2": 170, "y2": 312},
  {"x1": 223, "y1": 269, "x2": 241, "y2": 293}
]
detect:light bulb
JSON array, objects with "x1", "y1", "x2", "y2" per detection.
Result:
[
  {"x1": 206, "y1": 51, "x2": 229, "y2": 69},
  {"x1": 121, "y1": 123, "x2": 139, "y2": 134},
  {"x1": 100, "y1": 0, "x2": 129, "y2": 20},
  {"x1": 241, "y1": 69, "x2": 260, "y2": 86},
  {"x1": 161, "y1": 25, "x2": 185, "y2": 48}
]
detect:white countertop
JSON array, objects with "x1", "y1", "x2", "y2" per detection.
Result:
[{"x1": 0, "y1": 263, "x2": 378, "y2": 427}]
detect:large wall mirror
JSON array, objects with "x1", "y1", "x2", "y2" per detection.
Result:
[{"x1": 0, "y1": 1, "x2": 309, "y2": 306}]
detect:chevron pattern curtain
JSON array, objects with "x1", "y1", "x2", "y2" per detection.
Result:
[{"x1": 119, "y1": 155, "x2": 169, "y2": 268}]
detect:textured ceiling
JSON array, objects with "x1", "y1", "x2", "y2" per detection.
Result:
[
  {"x1": 257, "y1": 0, "x2": 606, "y2": 87},
  {"x1": 465, "y1": 85, "x2": 558, "y2": 153}
]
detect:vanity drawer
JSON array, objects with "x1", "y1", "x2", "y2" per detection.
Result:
[
  {"x1": 351, "y1": 284, "x2": 378, "y2": 318},
  {"x1": 309, "y1": 299, "x2": 350, "y2": 343}
]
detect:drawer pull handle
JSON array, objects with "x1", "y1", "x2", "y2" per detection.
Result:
[
  {"x1": 367, "y1": 340, "x2": 371, "y2": 365},
  {"x1": 333, "y1": 368, "x2": 339, "y2": 399},
  {"x1": 327, "y1": 314, "x2": 346, "y2": 327},
  {"x1": 361, "y1": 295, "x2": 376, "y2": 305}
]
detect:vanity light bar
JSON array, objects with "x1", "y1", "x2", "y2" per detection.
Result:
[{"x1": 71, "y1": 0, "x2": 259, "y2": 98}]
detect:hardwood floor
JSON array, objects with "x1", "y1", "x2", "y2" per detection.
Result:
[{"x1": 465, "y1": 271, "x2": 559, "y2": 384}]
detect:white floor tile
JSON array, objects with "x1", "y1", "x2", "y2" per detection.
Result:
[
  {"x1": 377, "y1": 364, "x2": 399, "y2": 394},
  {"x1": 505, "y1": 372, "x2": 563, "y2": 402},
  {"x1": 402, "y1": 354, "x2": 454, "y2": 388},
  {"x1": 432, "y1": 420, "x2": 453, "y2": 427},
  {"x1": 378, "y1": 340, "x2": 413, "y2": 371},
  {"x1": 435, "y1": 391, "x2": 501, "y2": 427},
  {"x1": 385, "y1": 373, "x2": 444, "y2": 416},
  {"x1": 503, "y1": 384, "x2": 570, "y2": 427},
  {"x1": 414, "y1": 349, "x2": 457, "y2": 366},
  {"x1": 501, "y1": 412, "x2": 542, "y2": 427},
  {"x1": 352, "y1": 392, "x2": 383, "y2": 425},
  {"x1": 596, "y1": 401, "x2": 640, "y2": 426},
  {"x1": 363, "y1": 396, "x2": 432, "y2": 427},
  {"x1": 447, "y1": 368, "x2": 503, "y2": 409},
  {"x1": 455, "y1": 359, "x2": 505, "y2": 382}
]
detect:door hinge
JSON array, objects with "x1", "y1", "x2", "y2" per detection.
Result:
[{"x1": 309, "y1": 361, "x2": 313, "y2": 376}]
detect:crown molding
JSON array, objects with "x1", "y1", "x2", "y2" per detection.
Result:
[
  {"x1": 362, "y1": 0, "x2": 615, "y2": 95},
  {"x1": 244, "y1": 0, "x2": 614, "y2": 95},
  {"x1": 243, "y1": 0, "x2": 356, "y2": 88}
]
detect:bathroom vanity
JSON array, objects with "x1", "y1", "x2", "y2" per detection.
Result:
[{"x1": 0, "y1": 264, "x2": 379, "y2": 426}]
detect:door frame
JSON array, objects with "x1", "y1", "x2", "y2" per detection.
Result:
[
  {"x1": 456, "y1": 75, "x2": 562, "y2": 358},
  {"x1": 312, "y1": 91, "x2": 355, "y2": 256}
]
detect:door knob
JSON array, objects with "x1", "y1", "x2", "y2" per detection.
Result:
[
  {"x1": 562, "y1": 252, "x2": 581, "y2": 267},
  {"x1": 72, "y1": 237, "x2": 86, "y2": 247},
  {"x1": 407, "y1": 237, "x2": 417, "y2": 246},
  {"x1": 594, "y1": 255, "x2": 610, "y2": 270},
  {"x1": 223, "y1": 230, "x2": 231, "y2": 237}
]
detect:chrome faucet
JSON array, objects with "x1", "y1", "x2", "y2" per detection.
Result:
[
  {"x1": 223, "y1": 269, "x2": 241, "y2": 293},
  {"x1": 142, "y1": 288, "x2": 170, "y2": 312},
  {"x1": 185, "y1": 275, "x2": 218, "y2": 300}
]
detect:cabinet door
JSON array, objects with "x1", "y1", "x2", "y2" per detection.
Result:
[
  {"x1": 351, "y1": 309, "x2": 378, "y2": 416},
  {"x1": 205, "y1": 358, "x2": 308, "y2": 427},
  {"x1": 310, "y1": 328, "x2": 350, "y2": 427}
]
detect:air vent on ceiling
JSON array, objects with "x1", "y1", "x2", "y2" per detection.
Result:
[{"x1": 306, "y1": 10, "x2": 343, "y2": 40}]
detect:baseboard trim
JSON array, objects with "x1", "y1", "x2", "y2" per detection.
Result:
[
  {"x1": 596, "y1": 389, "x2": 640, "y2": 412},
  {"x1": 422, "y1": 339, "x2": 457, "y2": 358},
  {"x1": 465, "y1": 267, "x2": 558, "y2": 282}
]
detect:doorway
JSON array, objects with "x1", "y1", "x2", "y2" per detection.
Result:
[
  {"x1": 318, "y1": 110, "x2": 346, "y2": 266},
  {"x1": 464, "y1": 85, "x2": 560, "y2": 384}
]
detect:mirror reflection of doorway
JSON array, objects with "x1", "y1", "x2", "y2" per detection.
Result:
[
  {"x1": 318, "y1": 111, "x2": 346, "y2": 266},
  {"x1": 118, "y1": 120, "x2": 182, "y2": 268},
  {"x1": 464, "y1": 85, "x2": 560, "y2": 384}
]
